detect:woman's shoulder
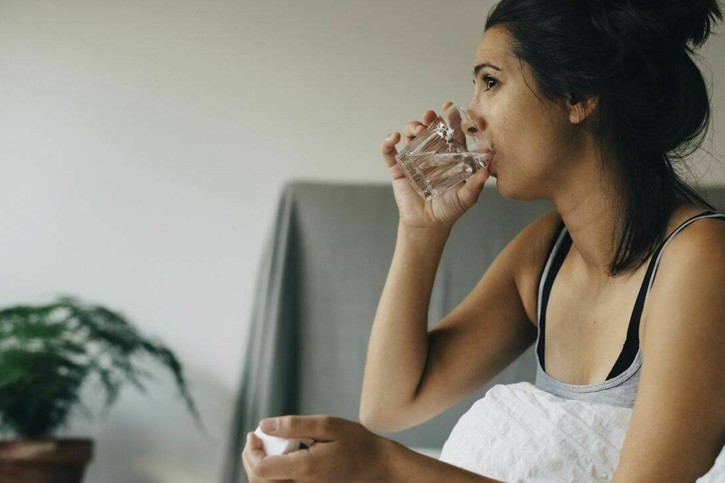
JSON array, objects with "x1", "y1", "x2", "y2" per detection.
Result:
[
  {"x1": 511, "y1": 209, "x2": 563, "y2": 326},
  {"x1": 640, "y1": 203, "x2": 725, "y2": 334},
  {"x1": 516, "y1": 209, "x2": 563, "y2": 272},
  {"x1": 661, "y1": 203, "x2": 725, "y2": 262},
  {"x1": 663, "y1": 203, "x2": 725, "y2": 248}
]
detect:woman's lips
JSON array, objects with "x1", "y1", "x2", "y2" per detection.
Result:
[{"x1": 486, "y1": 153, "x2": 496, "y2": 175}]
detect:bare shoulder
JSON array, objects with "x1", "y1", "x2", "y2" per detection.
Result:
[
  {"x1": 642, "y1": 210, "x2": 725, "y2": 342},
  {"x1": 509, "y1": 209, "x2": 563, "y2": 327},
  {"x1": 655, "y1": 210, "x2": 725, "y2": 277}
]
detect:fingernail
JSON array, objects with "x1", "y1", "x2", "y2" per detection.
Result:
[{"x1": 260, "y1": 418, "x2": 278, "y2": 433}]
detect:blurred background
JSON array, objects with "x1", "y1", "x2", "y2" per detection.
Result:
[{"x1": 0, "y1": 1, "x2": 723, "y2": 482}]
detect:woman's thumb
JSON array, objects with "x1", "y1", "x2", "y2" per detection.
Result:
[
  {"x1": 468, "y1": 169, "x2": 489, "y2": 193},
  {"x1": 459, "y1": 169, "x2": 489, "y2": 206}
]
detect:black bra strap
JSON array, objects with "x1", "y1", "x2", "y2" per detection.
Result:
[{"x1": 537, "y1": 220, "x2": 570, "y2": 372}]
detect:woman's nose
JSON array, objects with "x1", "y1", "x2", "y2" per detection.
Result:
[{"x1": 461, "y1": 110, "x2": 484, "y2": 135}]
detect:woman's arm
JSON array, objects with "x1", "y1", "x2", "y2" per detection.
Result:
[
  {"x1": 244, "y1": 415, "x2": 505, "y2": 482},
  {"x1": 611, "y1": 221, "x2": 725, "y2": 481},
  {"x1": 360, "y1": 222, "x2": 452, "y2": 429},
  {"x1": 387, "y1": 440, "x2": 504, "y2": 483}
]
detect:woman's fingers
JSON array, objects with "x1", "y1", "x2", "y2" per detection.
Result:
[
  {"x1": 397, "y1": 104, "x2": 448, "y2": 148},
  {"x1": 243, "y1": 433, "x2": 296, "y2": 483},
  {"x1": 404, "y1": 107, "x2": 441, "y2": 139},
  {"x1": 242, "y1": 433, "x2": 259, "y2": 478},
  {"x1": 382, "y1": 103, "x2": 450, "y2": 179},
  {"x1": 381, "y1": 132, "x2": 406, "y2": 180},
  {"x1": 381, "y1": 132, "x2": 400, "y2": 168},
  {"x1": 381, "y1": 132, "x2": 405, "y2": 178},
  {"x1": 402, "y1": 120, "x2": 426, "y2": 143},
  {"x1": 421, "y1": 109, "x2": 438, "y2": 126}
]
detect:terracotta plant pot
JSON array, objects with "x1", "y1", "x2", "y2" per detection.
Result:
[{"x1": 0, "y1": 438, "x2": 94, "y2": 483}]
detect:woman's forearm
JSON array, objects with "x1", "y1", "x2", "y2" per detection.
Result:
[
  {"x1": 359, "y1": 222, "x2": 451, "y2": 430},
  {"x1": 385, "y1": 439, "x2": 504, "y2": 483}
]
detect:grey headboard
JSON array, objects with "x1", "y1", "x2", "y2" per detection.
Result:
[{"x1": 224, "y1": 180, "x2": 725, "y2": 483}]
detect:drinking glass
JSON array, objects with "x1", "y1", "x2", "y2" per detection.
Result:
[{"x1": 395, "y1": 104, "x2": 493, "y2": 201}]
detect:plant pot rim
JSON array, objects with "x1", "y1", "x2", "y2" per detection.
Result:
[{"x1": 0, "y1": 438, "x2": 94, "y2": 464}]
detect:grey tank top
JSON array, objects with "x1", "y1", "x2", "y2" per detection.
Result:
[{"x1": 534, "y1": 210, "x2": 725, "y2": 408}]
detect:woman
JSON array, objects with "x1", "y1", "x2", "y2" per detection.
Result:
[{"x1": 243, "y1": 0, "x2": 725, "y2": 481}]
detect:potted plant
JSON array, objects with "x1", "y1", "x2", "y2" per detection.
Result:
[{"x1": 0, "y1": 295, "x2": 202, "y2": 483}]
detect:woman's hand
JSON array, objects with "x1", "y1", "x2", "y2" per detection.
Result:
[
  {"x1": 242, "y1": 415, "x2": 394, "y2": 483},
  {"x1": 381, "y1": 101, "x2": 490, "y2": 230}
]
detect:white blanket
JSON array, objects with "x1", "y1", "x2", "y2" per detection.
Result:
[{"x1": 438, "y1": 382, "x2": 724, "y2": 482}]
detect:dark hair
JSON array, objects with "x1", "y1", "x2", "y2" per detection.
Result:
[{"x1": 486, "y1": 0, "x2": 723, "y2": 276}]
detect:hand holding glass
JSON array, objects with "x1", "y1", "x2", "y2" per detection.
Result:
[{"x1": 395, "y1": 104, "x2": 493, "y2": 201}]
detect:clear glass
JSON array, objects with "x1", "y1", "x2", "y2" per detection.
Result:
[{"x1": 395, "y1": 104, "x2": 493, "y2": 201}]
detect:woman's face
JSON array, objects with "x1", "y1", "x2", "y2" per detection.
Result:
[{"x1": 466, "y1": 25, "x2": 586, "y2": 201}]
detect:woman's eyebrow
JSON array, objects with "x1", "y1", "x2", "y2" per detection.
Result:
[{"x1": 472, "y1": 62, "x2": 503, "y2": 77}]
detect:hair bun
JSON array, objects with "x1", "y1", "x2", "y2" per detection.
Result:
[
  {"x1": 663, "y1": 0, "x2": 723, "y2": 49},
  {"x1": 587, "y1": 0, "x2": 723, "y2": 53}
]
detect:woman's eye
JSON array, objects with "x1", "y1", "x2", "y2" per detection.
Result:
[
  {"x1": 481, "y1": 75, "x2": 498, "y2": 91},
  {"x1": 472, "y1": 74, "x2": 499, "y2": 91}
]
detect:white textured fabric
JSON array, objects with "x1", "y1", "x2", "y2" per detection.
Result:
[
  {"x1": 699, "y1": 450, "x2": 725, "y2": 483},
  {"x1": 439, "y1": 382, "x2": 724, "y2": 482}
]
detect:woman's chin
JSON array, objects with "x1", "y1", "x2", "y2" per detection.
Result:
[{"x1": 493, "y1": 174, "x2": 533, "y2": 202}]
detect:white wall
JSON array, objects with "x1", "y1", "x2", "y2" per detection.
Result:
[{"x1": 1, "y1": 1, "x2": 723, "y2": 482}]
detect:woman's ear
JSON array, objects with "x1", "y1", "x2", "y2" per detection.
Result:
[{"x1": 567, "y1": 95, "x2": 599, "y2": 124}]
